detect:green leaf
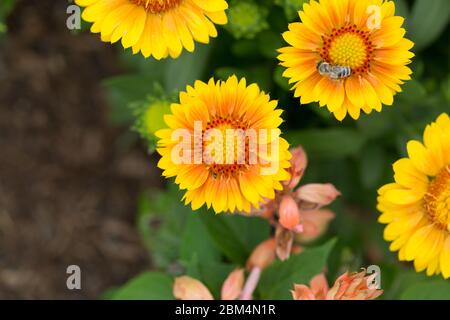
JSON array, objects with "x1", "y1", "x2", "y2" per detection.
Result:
[
  {"x1": 112, "y1": 272, "x2": 174, "y2": 300},
  {"x1": 136, "y1": 187, "x2": 190, "y2": 269},
  {"x1": 180, "y1": 213, "x2": 221, "y2": 264},
  {"x1": 286, "y1": 129, "x2": 367, "y2": 160},
  {"x1": 164, "y1": 43, "x2": 211, "y2": 92},
  {"x1": 359, "y1": 144, "x2": 386, "y2": 189},
  {"x1": 102, "y1": 74, "x2": 157, "y2": 124},
  {"x1": 258, "y1": 239, "x2": 336, "y2": 299},
  {"x1": 409, "y1": 0, "x2": 450, "y2": 51},
  {"x1": 184, "y1": 255, "x2": 236, "y2": 299},
  {"x1": 400, "y1": 279, "x2": 450, "y2": 300},
  {"x1": 200, "y1": 210, "x2": 271, "y2": 264}
]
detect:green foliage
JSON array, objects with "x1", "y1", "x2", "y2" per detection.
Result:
[
  {"x1": 401, "y1": 280, "x2": 450, "y2": 300},
  {"x1": 409, "y1": 0, "x2": 450, "y2": 51},
  {"x1": 200, "y1": 211, "x2": 271, "y2": 264},
  {"x1": 258, "y1": 239, "x2": 336, "y2": 299},
  {"x1": 110, "y1": 272, "x2": 174, "y2": 300}
]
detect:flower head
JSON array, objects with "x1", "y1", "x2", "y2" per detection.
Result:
[
  {"x1": 156, "y1": 76, "x2": 292, "y2": 213},
  {"x1": 292, "y1": 271, "x2": 383, "y2": 300},
  {"x1": 278, "y1": 0, "x2": 414, "y2": 120},
  {"x1": 378, "y1": 113, "x2": 450, "y2": 279},
  {"x1": 75, "y1": 0, "x2": 228, "y2": 59}
]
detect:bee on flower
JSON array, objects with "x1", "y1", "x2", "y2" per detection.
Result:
[{"x1": 278, "y1": 0, "x2": 414, "y2": 120}]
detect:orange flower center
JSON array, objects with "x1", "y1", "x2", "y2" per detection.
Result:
[
  {"x1": 320, "y1": 25, "x2": 374, "y2": 75},
  {"x1": 202, "y1": 116, "x2": 251, "y2": 178},
  {"x1": 130, "y1": 0, "x2": 182, "y2": 13},
  {"x1": 424, "y1": 165, "x2": 450, "y2": 232}
]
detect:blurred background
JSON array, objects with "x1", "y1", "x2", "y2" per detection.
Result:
[{"x1": 0, "y1": 0, "x2": 449, "y2": 299}]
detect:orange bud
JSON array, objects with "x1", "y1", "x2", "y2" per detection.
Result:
[
  {"x1": 296, "y1": 209, "x2": 335, "y2": 243},
  {"x1": 221, "y1": 268, "x2": 245, "y2": 300},
  {"x1": 246, "y1": 238, "x2": 276, "y2": 270},
  {"x1": 173, "y1": 276, "x2": 214, "y2": 300},
  {"x1": 284, "y1": 146, "x2": 308, "y2": 190},
  {"x1": 295, "y1": 183, "x2": 340, "y2": 208},
  {"x1": 279, "y1": 195, "x2": 300, "y2": 230}
]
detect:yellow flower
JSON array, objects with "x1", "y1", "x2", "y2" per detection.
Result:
[
  {"x1": 278, "y1": 0, "x2": 414, "y2": 120},
  {"x1": 75, "y1": 0, "x2": 228, "y2": 59},
  {"x1": 378, "y1": 113, "x2": 450, "y2": 279},
  {"x1": 156, "y1": 76, "x2": 291, "y2": 213}
]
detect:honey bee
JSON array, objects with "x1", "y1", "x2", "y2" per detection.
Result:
[{"x1": 317, "y1": 60, "x2": 352, "y2": 80}]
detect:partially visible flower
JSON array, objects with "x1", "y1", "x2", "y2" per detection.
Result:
[
  {"x1": 132, "y1": 91, "x2": 172, "y2": 153},
  {"x1": 76, "y1": 0, "x2": 228, "y2": 59},
  {"x1": 221, "y1": 268, "x2": 244, "y2": 300},
  {"x1": 278, "y1": 0, "x2": 414, "y2": 120},
  {"x1": 292, "y1": 270, "x2": 383, "y2": 300},
  {"x1": 225, "y1": 0, "x2": 268, "y2": 39},
  {"x1": 378, "y1": 113, "x2": 450, "y2": 279},
  {"x1": 173, "y1": 276, "x2": 214, "y2": 300}
]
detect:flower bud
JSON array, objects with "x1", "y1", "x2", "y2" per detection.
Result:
[
  {"x1": 221, "y1": 268, "x2": 245, "y2": 300},
  {"x1": 173, "y1": 276, "x2": 214, "y2": 300},
  {"x1": 279, "y1": 195, "x2": 300, "y2": 230},
  {"x1": 284, "y1": 146, "x2": 308, "y2": 190},
  {"x1": 295, "y1": 183, "x2": 341, "y2": 208},
  {"x1": 296, "y1": 209, "x2": 335, "y2": 243},
  {"x1": 246, "y1": 238, "x2": 276, "y2": 270}
]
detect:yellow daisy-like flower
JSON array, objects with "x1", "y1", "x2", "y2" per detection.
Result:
[
  {"x1": 75, "y1": 0, "x2": 228, "y2": 59},
  {"x1": 378, "y1": 113, "x2": 450, "y2": 279},
  {"x1": 278, "y1": 0, "x2": 414, "y2": 120},
  {"x1": 156, "y1": 76, "x2": 292, "y2": 213}
]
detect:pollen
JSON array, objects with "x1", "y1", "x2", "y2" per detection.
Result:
[
  {"x1": 424, "y1": 165, "x2": 450, "y2": 232},
  {"x1": 320, "y1": 25, "x2": 374, "y2": 74},
  {"x1": 131, "y1": 0, "x2": 182, "y2": 13}
]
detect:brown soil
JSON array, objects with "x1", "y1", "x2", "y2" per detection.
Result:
[{"x1": 0, "y1": 0, "x2": 161, "y2": 299}]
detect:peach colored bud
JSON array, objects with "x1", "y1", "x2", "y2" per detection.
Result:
[
  {"x1": 295, "y1": 183, "x2": 341, "y2": 208},
  {"x1": 221, "y1": 268, "x2": 245, "y2": 300},
  {"x1": 296, "y1": 209, "x2": 335, "y2": 243},
  {"x1": 284, "y1": 146, "x2": 308, "y2": 190},
  {"x1": 275, "y1": 224, "x2": 294, "y2": 261},
  {"x1": 326, "y1": 271, "x2": 383, "y2": 300},
  {"x1": 291, "y1": 284, "x2": 316, "y2": 300},
  {"x1": 246, "y1": 238, "x2": 276, "y2": 270},
  {"x1": 279, "y1": 195, "x2": 300, "y2": 230},
  {"x1": 173, "y1": 276, "x2": 214, "y2": 300}
]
